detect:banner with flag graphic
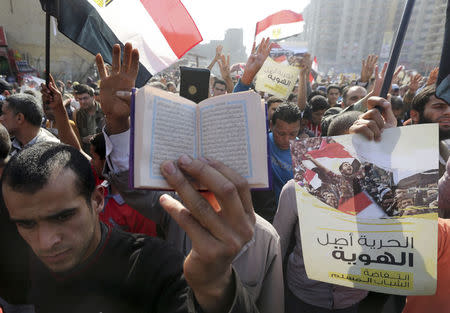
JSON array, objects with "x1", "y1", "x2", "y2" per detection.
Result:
[
  {"x1": 255, "y1": 10, "x2": 304, "y2": 44},
  {"x1": 290, "y1": 124, "x2": 439, "y2": 295},
  {"x1": 40, "y1": 0, "x2": 202, "y2": 87}
]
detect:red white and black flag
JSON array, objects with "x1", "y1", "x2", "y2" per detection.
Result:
[
  {"x1": 40, "y1": 0, "x2": 203, "y2": 87},
  {"x1": 254, "y1": 10, "x2": 304, "y2": 44}
]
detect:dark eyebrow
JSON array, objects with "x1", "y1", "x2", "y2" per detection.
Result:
[
  {"x1": 46, "y1": 208, "x2": 77, "y2": 220},
  {"x1": 10, "y1": 208, "x2": 77, "y2": 224}
]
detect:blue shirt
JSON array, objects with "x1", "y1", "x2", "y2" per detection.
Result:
[{"x1": 268, "y1": 132, "x2": 294, "y2": 203}]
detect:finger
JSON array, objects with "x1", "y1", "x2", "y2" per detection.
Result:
[
  {"x1": 122, "y1": 42, "x2": 133, "y2": 74},
  {"x1": 159, "y1": 194, "x2": 220, "y2": 254},
  {"x1": 96, "y1": 53, "x2": 107, "y2": 79},
  {"x1": 111, "y1": 44, "x2": 121, "y2": 74},
  {"x1": 381, "y1": 62, "x2": 388, "y2": 78},
  {"x1": 201, "y1": 158, "x2": 254, "y2": 217},
  {"x1": 174, "y1": 156, "x2": 248, "y2": 225},
  {"x1": 250, "y1": 41, "x2": 256, "y2": 55},
  {"x1": 226, "y1": 54, "x2": 230, "y2": 67},
  {"x1": 349, "y1": 122, "x2": 375, "y2": 141},
  {"x1": 129, "y1": 48, "x2": 140, "y2": 79},
  {"x1": 160, "y1": 160, "x2": 232, "y2": 240}
]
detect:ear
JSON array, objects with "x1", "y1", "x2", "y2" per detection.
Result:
[
  {"x1": 410, "y1": 109, "x2": 419, "y2": 124},
  {"x1": 16, "y1": 112, "x2": 25, "y2": 125},
  {"x1": 91, "y1": 185, "x2": 105, "y2": 215}
]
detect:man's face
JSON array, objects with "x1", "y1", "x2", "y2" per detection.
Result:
[
  {"x1": 325, "y1": 193, "x2": 338, "y2": 207},
  {"x1": 344, "y1": 86, "x2": 367, "y2": 108},
  {"x1": 400, "y1": 198, "x2": 414, "y2": 209},
  {"x1": 213, "y1": 83, "x2": 226, "y2": 97},
  {"x1": 340, "y1": 162, "x2": 353, "y2": 176},
  {"x1": 90, "y1": 145, "x2": 105, "y2": 179},
  {"x1": 268, "y1": 101, "x2": 282, "y2": 122},
  {"x1": 0, "y1": 101, "x2": 19, "y2": 136},
  {"x1": 327, "y1": 88, "x2": 340, "y2": 106},
  {"x1": 311, "y1": 109, "x2": 326, "y2": 126},
  {"x1": 271, "y1": 119, "x2": 301, "y2": 150},
  {"x1": 3, "y1": 169, "x2": 103, "y2": 272},
  {"x1": 419, "y1": 95, "x2": 450, "y2": 139},
  {"x1": 76, "y1": 93, "x2": 94, "y2": 110}
]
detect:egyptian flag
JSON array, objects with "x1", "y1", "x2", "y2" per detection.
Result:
[
  {"x1": 40, "y1": 0, "x2": 203, "y2": 87},
  {"x1": 309, "y1": 56, "x2": 318, "y2": 83},
  {"x1": 255, "y1": 10, "x2": 304, "y2": 43},
  {"x1": 301, "y1": 140, "x2": 374, "y2": 215},
  {"x1": 436, "y1": 0, "x2": 450, "y2": 103}
]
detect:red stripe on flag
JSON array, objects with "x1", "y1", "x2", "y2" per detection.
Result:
[
  {"x1": 255, "y1": 10, "x2": 303, "y2": 36},
  {"x1": 140, "y1": 0, "x2": 202, "y2": 58},
  {"x1": 307, "y1": 142, "x2": 353, "y2": 159},
  {"x1": 275, "y1": 55, "x2": 287, "y2": 63},
  {"x1": 304, "y1": 169, "x2": 317, "y2": 182},
  {"x1": 338, "y1": 192, "x2": 373, "y2": 215}
]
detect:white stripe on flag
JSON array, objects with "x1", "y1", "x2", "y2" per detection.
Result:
[
  {"x1": 255, "y1": 21, "x2": 304, "y2": 43},
  {"x1": 87, "y1": 0, "x2": 178, "y2": 74}
]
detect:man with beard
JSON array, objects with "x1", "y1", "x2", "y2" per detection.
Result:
[{"x1": 410, "y1": 86, "x2": 450, "y2": 176}]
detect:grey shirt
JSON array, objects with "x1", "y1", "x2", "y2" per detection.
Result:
[{"x1": 273, "y1": 179, "x2": 368, "y2": 310}]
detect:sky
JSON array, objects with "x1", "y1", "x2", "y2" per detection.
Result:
[{"x1": 181, "y1": 0, "x2": 311, "y2": 54}]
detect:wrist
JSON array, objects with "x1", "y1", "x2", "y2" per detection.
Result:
[
  {"x1": 105, "y1": 117, "x2": 130, "y2": 135},
  {"x1": 240, "y1": 73, "x2": 254, "y2": 86}
]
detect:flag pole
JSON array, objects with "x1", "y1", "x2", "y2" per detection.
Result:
[
  {"x1": 380, "y1": 0, "x2": 415, "y2": 98},
  {"x1": 45, "y1": 11, "x2": 50, "y2": 86}
]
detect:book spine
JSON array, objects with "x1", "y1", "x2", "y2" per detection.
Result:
[{"x1": 129, "y1": 87, "x2": 136, "y2": 190}]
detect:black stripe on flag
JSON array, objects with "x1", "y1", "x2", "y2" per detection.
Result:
[{"x1": 40, "y1": 0, "x2": 152, "y2": 87}]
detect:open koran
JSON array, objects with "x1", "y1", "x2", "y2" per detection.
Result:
[{"x1": 131, "y1": 86, "x2": 269, "y2": 190}]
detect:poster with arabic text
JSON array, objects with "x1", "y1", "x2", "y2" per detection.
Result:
[
  {"x1": 255, "y1": 57, "x2": 299, "y2": 99},
  {"x1": 291, "y1": 124, "x2": 438, "y2": 295}
]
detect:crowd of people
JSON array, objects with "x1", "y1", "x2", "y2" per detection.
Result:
[{"x1": 0, "y1": 31, "x2": 448, "y2": 313}]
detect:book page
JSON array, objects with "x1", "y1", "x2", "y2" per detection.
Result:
[
  {"x1": 198, "y1": 91, "x2": 268, "y2": 188},
  {"x1": 134, "y1": 86, "x2": 197, "y2": 188}
]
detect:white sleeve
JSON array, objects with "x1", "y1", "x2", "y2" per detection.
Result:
[{"x1": 103, "y1": 127, "x2": 130, "y2": 173}]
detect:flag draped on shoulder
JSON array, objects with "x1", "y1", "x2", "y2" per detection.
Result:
[
  {"x1": 255, "y1": 10, "x2": 304, "y2": 43},
  {"x1": 40, "y1": 0, "x2": 203, "y2": 87}
]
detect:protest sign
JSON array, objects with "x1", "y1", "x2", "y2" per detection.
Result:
[
  {"x1": 290, "y1": 124, "x2": 439, "y2": 295},
  {"x1": 255, "y1": 57, "x2": 299, "y2": 99}
]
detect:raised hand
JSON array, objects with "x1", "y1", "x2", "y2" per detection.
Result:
[
  {"x1": 41, "y1": 73, "x2": 65, "y2": 116},
  {"x1": 349, "y1": 96, "x2": 397, "y2": 141},
  {"x1": 159, "y1": 157, "x2": 255, "y2": 313},
  {"x1": 426, "y1": 67, "x2": 439, "y2": 86},
  {"x1": 95, "y1": 43, "x2": 139, "y2": 134},
  {"x1": 408, "y1": 73, "x2": 423, "y2": 94},
  {"x1": 361, "y1": 54, "x2": 378, "y2": 83},
  {"x1": 240, "y1": 37, "x2": 272, "y2": 85},
  {"x1": 215, "y1": 45, "x2": 223, "y2": 61}
]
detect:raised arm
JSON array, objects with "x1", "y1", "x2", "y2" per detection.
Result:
[
  {"x1": 295, "y1": 53, "x2": 311, "y2": 112},
  {"x1": 217, "y1": 54, "x2": 234, "y2": 93},
  {"x1": 41, "y1": 74, "x2": 82, "y2": 151},
  {"x1": 234, "y1": 37, "x2": 272, "y2": 92},
  {"x1": 207, "y1": 45, "x2": 223, "y2": 71}
]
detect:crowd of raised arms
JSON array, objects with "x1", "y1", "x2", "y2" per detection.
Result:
[{"x1": 0, "y1": 38, "x2": 448, "y2": 313}]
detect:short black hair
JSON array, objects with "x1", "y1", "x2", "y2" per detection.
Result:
[
  {"x1": 73, "y1": 84, "x2": 94, "y2": 97},
  {"x1": 307, "y1": 90, "x2": 326, "y2": 103},
  {"x1": 90, "y1": 133, "x2": 106, "y2": 160},
  {"x1": 309, "y1": 95, "x2": 329, "y2": 112},
  {"x1": 267, "y1": 96, "x2": 284, "y2": 108},
  {"x1": 327, "y1": 111, "x2": 361, "y2": 136},
  {"x1": 271, "y1": 104, "x2": 301, "y2": 126},
  {"x1": 5, "y1": 94, "x2": 43, "y2": 126},
  {"x1": 390, "y1": 96, "x2": 404, "y2": 111},
  {"x1": 2, "y1": 142, "x2": 95, "y2": 204},
  {"x1": 0, "y1": 123, "x2": 11, "y2": 160},
  {"x1": 411, "y1": 85, "x2": 435, "y2": 116},
  {"x1": 327, "y1": 85, "x2": 341, "y2": 95},
  {"x1": 213, "y1": 79, "x2": 227, "y2": 88}
]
